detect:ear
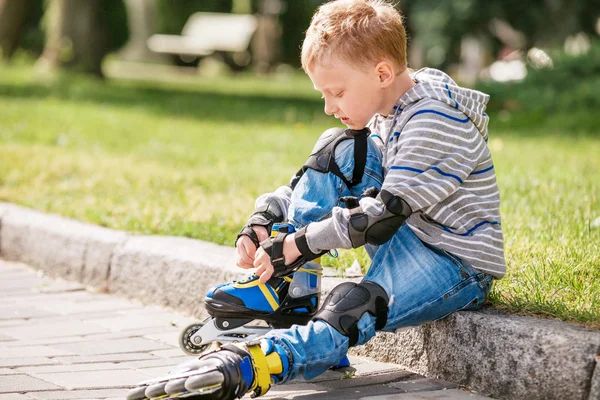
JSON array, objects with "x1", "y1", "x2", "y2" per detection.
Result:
[{"x1": 374, "y1": 61, "x2": 395, "y2": 87}]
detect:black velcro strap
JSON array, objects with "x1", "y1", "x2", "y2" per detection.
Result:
[
  {"x1": 260, "y1": 234, "x2": 287, "y2": 271},
  {"x1": 294, "y1": 226, "x2": 326, "y2": 261},
  {"x1": 351, "y1": 128, "x2": 368, "y2": 186},
  {"x1": 236, "y1": 226, "x2": 260, "y2": 248}
]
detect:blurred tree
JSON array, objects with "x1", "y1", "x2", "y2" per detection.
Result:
[
  {"x1": 118, "y1": 0, "x2": 164, "y2": 63},
  {"x1": 0, "y1": 0, "x2": 34, "y2": 60},
  {"x1": 279, "y1": 0, "x2": 324, "y2": 67},
  {"x1": 37, "y1": 0, "x2": 128, "y2": 77},
  {"x1": 402, "y1": 0, "x2": 600, "y2": 70}
]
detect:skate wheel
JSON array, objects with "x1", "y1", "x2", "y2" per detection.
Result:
[
  {"x1": 126, "y1": 385, "x2": 148, "y2": 400},
  {"x1": 165, "y1": 378, "x2": 187, "y2": 395},
  {"x1": 184, "y1": 370, "x2": 224, "y2": 391},
  {"x1": 179, "y1": 322, "x2": 209, "y2": 356},
  {"x1": 145, "y1": 382, "x2": 167, "y2": 399}
]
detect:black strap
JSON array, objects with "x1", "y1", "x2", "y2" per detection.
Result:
[
  {"x1": 291, "y1": 128, "x2": 370, "y2": 191},
  {"x1": 294, "y1": 226, "x2": 327, "y2": 261},
  {"x1": 260, "y1": 233, "x2": 287, "y2": 271},
  {"x1": 236, "y1": 226, "x2": 260, "y2": 248},
  {"x1": 351, "y1": 129, "x2": 368, "y2": 186}
]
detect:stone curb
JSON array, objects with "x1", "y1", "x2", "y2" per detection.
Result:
[{"x1": 1, "y1": 202, "x2": 599, "y2": 400}]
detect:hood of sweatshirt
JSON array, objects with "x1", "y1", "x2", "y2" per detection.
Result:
[{"x1": 390, "y1": 68, "x2": 490, "y2": 141}]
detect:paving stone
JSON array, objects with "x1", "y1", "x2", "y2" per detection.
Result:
[
  {"x1": 0, "y1": 306, "x2": 59, "y2": 321},
  {"x1": 135, "y1": 365, "x2": 173, "y2": 377},
  {"x1": 114, "y1": 309, "x2": 196, "y2": 327},
  {"x1": 34, "y1": 369, "x2": 151, "y2": 390},
  {"x1": 297, "y1": 382, "x2": 403, "y2": 400},
  {"x1": 347, "y1": 356, "x2": 370, "y2": 366},
  {"x1": 7, "y1": 337, "x2": 88, "y2": 347},
  {"x1": 36, "y1": 281, "x2": 86, "y2": 294},
  {"x1": 318, "y1": 370, "x2": 418, "y2": 390},
  {"x1": 17, "y1": 363, "x2": 124, "y2": 374},
  {"x1": 53, "y1": 353, "x2": 156, "y2": 364},
  {"x1": 54, "y1": 338, "x2": 171, "y2": 355},
  {"x1": 0, "y1": 345, "x2": 75, "y2": 359},
  {"x1": 353, "y1": 361, "x2": 405, "y2": 376},
  {"x1": 74, "y1": 327, "x2": 175, "y2": 342},
  {"x1": 0, "y1": 368, "x2": 20, "y2": 375},
  {"x1": 85, "y1": 314, "x2": 182, "y2": 332},
  {"x1": 148, "y1": 348, "x2": 183, "y2": 358},
  {"x1": 118, "y1": 356, "x2": 189, "y2": 369},
  {"x1": 0, "y1": 334, "x2": 16, "y2": 342},
  {"x1": 0, "y1": 320, "x2": 27, "y2": 328},
  {"x1": 0, "y1": 321, "x2": 106, "y2": 340},
  {"x1": 307, "y1": 369, "x2": 349, "y2": 383},
  {"x1": 142, "y1": 331, "x2": 178, "y2": 347},
  {"x1": 0, "y1": 262, "x2": 29, "y2": 273},
  {"x1": 389, "y1": 378, "x2": 458, "y2": 393},
  {"x1": 25, "y1": 389, "x2": 128, "y2": 399},
  {"x1": 0, "y1": 358, "x2": 58, "y2": 368},
  {"x1": 35, "y1": 299, "x2": 138, "y2": 316},
  {"x1": 0, "y1": 395, "x2": 34, "y2": 400},
  {"x1": 360, "y1": 389, "x2": 492, "y2": 399},
  {"x1": 0, "y1": 375, "x2": 61, "y2": 393},
  {"x1": 262, "y1": 383, "x2": 329, "y2": 399}
]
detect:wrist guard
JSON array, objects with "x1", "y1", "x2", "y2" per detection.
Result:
[
  {"x1": 259, "y1": 232, "x2": 312, "y2": 278},
  {"x1": 236, "y1": 205, "x2": 283, "y2": 248}
]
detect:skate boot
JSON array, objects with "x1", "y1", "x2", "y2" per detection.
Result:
[
  {"x1": 126, "y1": 339, "x2": 289, "y2": 400},
  {"x1": 179, "y1": 223, "x2": 323, "y2": 356},
  {"x1": 179, "y1": 263, "x2": 321, "y2": 355}
]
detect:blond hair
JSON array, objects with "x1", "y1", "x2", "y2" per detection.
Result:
[{"x1": 301, "y1": 0, "x2": 407, "y2": 72}]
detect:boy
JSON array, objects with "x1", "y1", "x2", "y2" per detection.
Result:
[{"x1": 128, "y1": 0, "x2": 505, "y2": 399}]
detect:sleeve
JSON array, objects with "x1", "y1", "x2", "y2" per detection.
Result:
[
  {"x1": 381, "y1": 113, "x2": 486, "y2": 212},
  {"x1": 301, "y1": 112, "x2": 487, "y2": 254},
  {"x1": 252, "y1": 183, "x2": 293, "y2": 224}
]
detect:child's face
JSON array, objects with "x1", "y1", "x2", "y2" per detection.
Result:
[{"x1": 307, "y1": 58, "x2": 385, "y2": 130}]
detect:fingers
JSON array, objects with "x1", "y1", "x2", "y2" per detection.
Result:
[
  {"x1": 253, "y1": 248, "x2": 274, "y2": 283},
  {"x1": 235, "y1": 237, "x2": 256, "y2": 269},
  {"x1": 258, "y1": 267, "x2": 274, "y2": 284}
]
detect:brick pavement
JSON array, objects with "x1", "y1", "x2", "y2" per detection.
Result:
[{"x1": 0, "y1": 260, "x2": 493, "y2": 400}]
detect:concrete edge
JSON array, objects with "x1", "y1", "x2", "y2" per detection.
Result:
[{"x1": 0, "y1": 202, "x2": 599, "y2": 400}]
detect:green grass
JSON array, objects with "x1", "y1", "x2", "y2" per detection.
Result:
[{"x1": 0, "y1": 64, "x2": 598, "y2": 328}]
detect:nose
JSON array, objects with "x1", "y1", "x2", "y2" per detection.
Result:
[{"x1": 324, "y1": 99, "x2": 337, "y2": 116}]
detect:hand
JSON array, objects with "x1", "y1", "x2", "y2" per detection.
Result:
[
  {"x1": 254, "y1": 233, "x2": 302, "y2": 283},
  {"x1": 235, "y1": 226, "x2": 269, "y2": 269}
]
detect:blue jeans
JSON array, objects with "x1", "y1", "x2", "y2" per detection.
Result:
[{"x1": 264, "y1": 136, "x2": 493, "y2": 382}]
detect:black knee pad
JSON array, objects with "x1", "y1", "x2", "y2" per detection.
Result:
[{"x1": 312, "y1": 281, "x2": 389, "y2": 347}]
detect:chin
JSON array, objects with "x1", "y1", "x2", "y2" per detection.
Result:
[{"x1": 346, "y1": 122, "x2": 366, "y2": 130}]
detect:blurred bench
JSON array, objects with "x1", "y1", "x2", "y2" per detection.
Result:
[{"x1": 147, "y1": 12, "x2": 258, "y2": 60}]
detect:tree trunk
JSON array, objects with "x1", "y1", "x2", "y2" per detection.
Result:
[
  {"x1": 37, "y1": 0, "x2": 108, "y2": 77},
  {"x1": 0, "y1": 0, "x2": 33, "y2": 60},
  {"x1": 118, "y1": 0, "x2": 164, "y2": 63}
]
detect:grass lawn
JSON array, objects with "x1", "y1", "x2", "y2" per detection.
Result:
[{"x1": 0, "y1": 64, "x2": 598, "y2": 328}]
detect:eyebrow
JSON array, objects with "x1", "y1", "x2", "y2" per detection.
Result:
[{"x1": 314, "y1": 86, "x2": 343, "y2": 93}]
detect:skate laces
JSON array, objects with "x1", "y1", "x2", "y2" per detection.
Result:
[{"x1": 238, "y1": 273, "x2": 260, "y2": 284}]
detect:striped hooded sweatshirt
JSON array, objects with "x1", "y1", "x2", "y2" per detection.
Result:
[{"x1": 257, "y1": 68, "x2": 506, "y2": 278}]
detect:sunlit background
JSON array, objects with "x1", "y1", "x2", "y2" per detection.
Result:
[{"x1": 0, "y1": 0, "x2": 598, "y2": 328}]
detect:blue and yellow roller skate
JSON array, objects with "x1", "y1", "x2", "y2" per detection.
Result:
[{"x1": 178, "y1": 223, "x2": 322, "y2": 356}]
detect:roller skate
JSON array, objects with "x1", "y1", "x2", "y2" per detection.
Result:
[
  {"x1": 178, "y1": 223, "x2": 322, "y2": 356},
  {"x1": 126, "y1": 339, "x2": 289, "y2": 400}
]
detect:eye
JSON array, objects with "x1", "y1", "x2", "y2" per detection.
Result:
[{"x1": 333, "y1": 91, "x2": 344, "y2": 98}]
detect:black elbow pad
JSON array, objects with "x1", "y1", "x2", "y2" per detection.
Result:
[{"x1": 347, "y1": 190, "x2": 412, "y2": 247}]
